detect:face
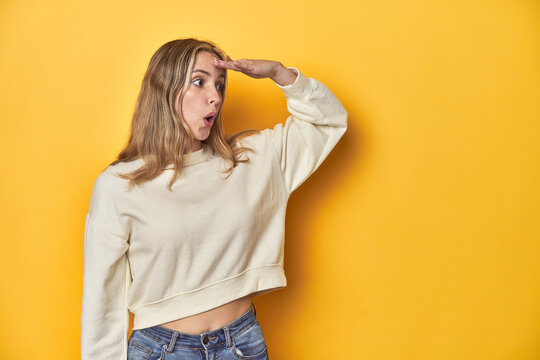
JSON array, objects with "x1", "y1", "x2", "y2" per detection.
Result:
[{"x1": 177, "y1": 51, "x2": 225, "y2": 152}]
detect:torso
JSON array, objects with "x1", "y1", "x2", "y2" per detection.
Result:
[{"x1": 157, "y1": 294, "x2": 254, "y2": 334}]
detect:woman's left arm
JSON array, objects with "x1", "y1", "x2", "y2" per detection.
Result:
[{"x1": 215, "y1": 56, "x2": 348, "y2": 194}]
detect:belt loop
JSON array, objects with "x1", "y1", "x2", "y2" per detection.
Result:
[
  {"x1": 251, "y1": 302, "x2": 256, "y2": 316},
  {"x1": 224, "y1": 326, "x2": 232, "y2": 349},
  {"x1": 165, "y1": 331, "x2": 178, "y2": 353}
]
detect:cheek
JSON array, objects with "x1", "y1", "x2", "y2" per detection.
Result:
[{"x1": 180, "y1": 91, "x2": 198, "y2": 119}]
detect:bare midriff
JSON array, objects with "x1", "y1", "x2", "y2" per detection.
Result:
[{"x1": 157, "y1": 294, "x2": 254, "y2": 335}]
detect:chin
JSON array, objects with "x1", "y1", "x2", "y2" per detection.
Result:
[{"x1": 200, "y1": 132, "x2": 212, "y2": 140}]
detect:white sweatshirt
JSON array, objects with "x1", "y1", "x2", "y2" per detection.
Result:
[{"x1": 81, "y1": 68, "x2": 347, "y2": 359}]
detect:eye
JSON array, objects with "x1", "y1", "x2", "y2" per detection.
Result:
[
  {"x1": 193, "y1": 78, "x2": 203, "y2": 86},
  {"x1": 216, "y1": 83, "x2": 224, "y2": 92}
]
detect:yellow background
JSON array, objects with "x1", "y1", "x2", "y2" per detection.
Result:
[{"x1": 1, "y1": 0, "x2": 539, "y2": 358}]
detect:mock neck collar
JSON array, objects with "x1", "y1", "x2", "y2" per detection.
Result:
[{"x1": 165, "y1": 143, "x2": 212, "y2": 169}]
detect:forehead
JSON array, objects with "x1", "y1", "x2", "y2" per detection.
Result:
[{"x1": 192, "y1": 51, "x2": 225, "y2": 78}]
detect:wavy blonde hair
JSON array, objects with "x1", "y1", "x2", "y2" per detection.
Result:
[{"x1": 108, "y1": 38, "x2": 258, "y2": 191}]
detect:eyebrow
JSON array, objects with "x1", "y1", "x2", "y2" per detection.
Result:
[{"x1": 192, "y1": 69, "x2": 225, "y2": 78}]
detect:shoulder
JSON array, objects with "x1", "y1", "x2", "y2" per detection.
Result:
[
  {"x1": 92, "y1": 159, "x2": 144, "y2": 195},
  {"x1": 87, "y1": 163, "x2": 139, "y2": 237},
  {"x1": 234, "y1": 130, "x2": 274, "y2": 156}
]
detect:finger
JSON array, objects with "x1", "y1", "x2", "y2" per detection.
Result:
[
  {"x1": 213, "y1": 57, "x2": 233, "y2": 67},
  {"x1": 232, "y1": 59, "x2": 251, "y2": 69},
  {"x1": 234, "y1": 60, "x2": 257, "y2": 74},
  {"x1": 222, "y1": 55, "x2": 237, "y2": 66},
  {"x1": 213, "y1": 57, "x2": 243, "y2": 71}
]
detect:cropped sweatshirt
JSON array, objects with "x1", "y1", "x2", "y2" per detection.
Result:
[{"x1": 81, "y1": 68, "x2": 347, "y2": 359}]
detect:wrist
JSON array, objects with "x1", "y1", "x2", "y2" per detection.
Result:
[{"x1": 271, "y1": 63, "x2": 297, "y2": 86}]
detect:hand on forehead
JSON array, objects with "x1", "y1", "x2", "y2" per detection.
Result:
[{"x1": 193, "y1": 51, "x2": 226, "y2": 79}]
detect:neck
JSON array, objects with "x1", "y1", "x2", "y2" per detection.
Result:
[{"x1": 186, "y1": 140, "x2": 202, "y2": 154}]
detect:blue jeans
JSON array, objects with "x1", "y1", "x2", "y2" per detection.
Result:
[{"x1": 127, "y1": 303, "x2": 269, "y2": 360}]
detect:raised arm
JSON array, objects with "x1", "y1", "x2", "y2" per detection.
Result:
[{"x1": 215, "y1": 56, "x2": 348, "y2": 193}]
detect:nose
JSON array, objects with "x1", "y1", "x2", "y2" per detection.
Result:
[{"x1": 208, "y1": 86, "x2": 222, "y2": 106}]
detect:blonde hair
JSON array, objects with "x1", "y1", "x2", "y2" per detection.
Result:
[{"x1": 108, "y1": 38, "x2": 258, "y2": 191}]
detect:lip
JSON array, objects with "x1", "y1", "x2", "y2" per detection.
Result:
[{"x1": 203, "y1": 112, "x2": 216, "y2": 127}]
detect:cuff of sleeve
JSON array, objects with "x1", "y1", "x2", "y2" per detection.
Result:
[{"x1": 275, "y1": 67, "x2": 314, "y2": 100}]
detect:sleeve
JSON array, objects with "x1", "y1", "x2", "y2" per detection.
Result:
[
  {"x1": 262, "y1": 67, "x2": 348, "y2": 194},
  {"x1": 81, "y1": 173, "x2": 131, "y2": 360}
]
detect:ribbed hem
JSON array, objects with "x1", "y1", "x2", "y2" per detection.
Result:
[{"x1": 131, "y1": 264, "x2": 287, "y2": 330}]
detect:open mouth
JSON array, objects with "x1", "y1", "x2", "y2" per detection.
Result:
[{"x1": 204, "y1": 112, "x2": 216, "y2": 127}]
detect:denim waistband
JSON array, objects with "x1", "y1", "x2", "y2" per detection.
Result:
[{"x1": 137, "y1": 302, "x2": 258, "y2": 351}]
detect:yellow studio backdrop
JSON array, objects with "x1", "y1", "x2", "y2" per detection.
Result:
[{"x1": 0, "y1": 0, "x2": 539, "y2": 358}]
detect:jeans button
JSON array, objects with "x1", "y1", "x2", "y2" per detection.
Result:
[{"x1": 202, "y1": 335, "x2": 209, "y2": 345}]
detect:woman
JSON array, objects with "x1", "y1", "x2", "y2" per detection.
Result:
[{"x1": 81, "y1": 38, "x2": 347, "y2": 360}]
